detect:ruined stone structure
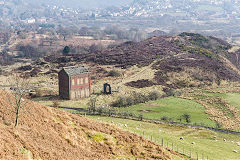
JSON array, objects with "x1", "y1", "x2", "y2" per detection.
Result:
[{"x1": 104, "y1": 83, "x2": 111, "y2": 94}]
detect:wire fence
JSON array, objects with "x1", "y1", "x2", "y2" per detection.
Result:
[
  {"x1": 78, "y1": 111, "x2": 211, "y2": 159},
  {"x1": 135, "y1": 130, "x2": 209, "y2": 160},
  {"x1": 74, "y1": 110, "x2": 240, "y2": 135}
]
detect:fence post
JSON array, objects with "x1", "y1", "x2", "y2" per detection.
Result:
[
  {"x1": 172, "y1": 142, "x2": 173, "y2": 150},
  {"x1": 162, "y1": 138, "x2": 163, "y2": 146},
  {"x1": 183, "y1": 145, "x2": 184, "y2": 154},
  {"x1": 196, "y1": 152, "x2": 198, "y2": 160},
  {"x1": 151, "y1": 135, "x2": 152, "y2": 141},
  {"x1": 167, "y1": 139, "x2": 168, "y2": 148},
  {"x1": 190, "y1": 149, "x2": 192, "y2": 158},
  {"x1": 177, "y1": 145, "x2": 178, "y2": 152}
]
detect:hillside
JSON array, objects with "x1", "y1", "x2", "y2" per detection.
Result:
[
  {"x1": 44, "y1": 33, "x2": 240, "y2": 89},
  {"x1": 0, "y1": 90, "x2": 172, "y2": 160}
]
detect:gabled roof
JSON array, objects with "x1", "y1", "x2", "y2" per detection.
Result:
[{"x1": 62, "y1": 66, "x2": 89, "y2": 76}]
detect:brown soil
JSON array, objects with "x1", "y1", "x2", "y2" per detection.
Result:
[
  {"x1": 0, "y1": 90, "x2": 171, "y2": 160},
  {"x1": 126, "y1": 79, "x2": 156, "y2": 88},
  {"x1": 145, "y1": 104, "x2": 161, "y2": 107},
  {"x1": 138, "y1": 110, "x2": 159, "y2": 113}
]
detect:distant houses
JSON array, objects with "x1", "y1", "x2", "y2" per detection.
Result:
[{"x1": 58, "y1": 66, "x2": 91, "y2": 100}]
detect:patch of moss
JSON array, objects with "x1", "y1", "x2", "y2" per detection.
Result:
[
  {"x1": 179, "y1": 32, "x2": 209, "y2": 47},
  {"x1": 89, "y1": 132, "x2": 108, "y2": 142},
  {"x1": 55, "y1": 117, "x2": 62, "y2": 123},
  {"x1": 188, "y1": 47, "x2": 215, "y2": 58},
  {"x1": 20, "y1": 147, "x2": 29, "y2": 154}
]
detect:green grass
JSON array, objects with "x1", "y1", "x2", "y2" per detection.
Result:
[
  {"x1": 89, "y1": 116, "x2": 240, "y2": 160},
  {"x1": 118, "y1": 97, "x2": 216, "y2": 127},
  {"x1": 223, "y1": 93, "x2": 240, "y2": 110},
  {"x1": 207, "y1": 92, "x2": 240, "y2": 117}
]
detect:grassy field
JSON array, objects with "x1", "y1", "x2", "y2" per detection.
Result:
[
  {"x1": 89, "y1": 116, "x2": 240, "y2": 160},
  {"x1": 118, "y1": 97, "x2": 216, "y2": 127},
  {"x1": 33, "y1": 87, "x2": 240, "y2": 131},
  {"x1": 208, "y1": 92, "x2": 240, "y2": 115}
]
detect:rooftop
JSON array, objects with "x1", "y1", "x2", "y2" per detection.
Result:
[{"x1": 62, "y1": 66, "x2": 89, "y2": 76}]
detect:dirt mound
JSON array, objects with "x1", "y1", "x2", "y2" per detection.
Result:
[{"x1": 0, "y1": 90, "x2": 170, "y2": 160}]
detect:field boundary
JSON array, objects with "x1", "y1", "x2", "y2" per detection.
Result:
[{"x1": 72, "y1": 110, "x2": 240, "y2": 135}]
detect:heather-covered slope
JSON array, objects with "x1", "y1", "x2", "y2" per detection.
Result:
[
  {"x1": 0, "y1": 90, "x2": 171, "y2": 160},
  {"x1": 43, "y1": 33, "x2": 240, "y2": 88}
]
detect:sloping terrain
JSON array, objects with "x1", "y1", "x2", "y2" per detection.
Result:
[
  {"x1": 88, "y1": 36, "x2": 181, "y2": 68},
  {"x1": 0, "y1": 90, "x2": 171, "y2": 160},
  {"x1": 28, "y1": 33, "x2": 240, "y2": 89},
  {"x1": 44, "y1": 36, "x2": 181, "y2": 68},
  {"x1": 152, "y1": 53, "x2": 240, "y2": 88}
]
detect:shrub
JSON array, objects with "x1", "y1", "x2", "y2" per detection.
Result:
[
  {"x1": 161, "y1": 116, "x2": 169, "y2": 122},
  {"x1": 148, "y1": 90, "x2": 161, "y2": 100},
  {"x1": 216, "y1": 122, "x2": 222, "y2": 129},
  {"x1": 112, "y1": 91, "x2": 155, "y2": 108},
  {"x1": 107, "y1": 108, "x2": 116, "y2": 116},
  {"x1": 35, "y1": 89, "x2": 43, "y2": 97},
  {"x1": 126, "y1": 97, "x2": 134, "y2": 106},
  {"x1": 132, "y1": 92, "x2": 149, "y2": 104},
  {"x1": 188, "y1": 47, "x2": 215, "y2": 58},
  {"x1": 53, "y1": 101, "x2": 60, "y2": 108},
  {"x1": 112, "y1": 96, "x2": 127, "y2": 107},
  {"x1": 88, "y1": 96, "x2": 97, "y2": 113},
  {"x1": 163, "y1": 88, "x2": 175, "y2": 97},
  {"x1": 122, "y1": 111, "x2": 130, "y2": 119},
  {"x1": 179, "y1": 32, "x2": 209, "y2": 48},
  {"x1": 17, "y1": 44, "x2": 39, "y2": 58},
  {"x1": 182, "y1": 113, "x2": 191, "y2": 123},
  {"x1": 108, "y1": 70, "x2": 121, "y2": 77},
  {"x1": 62, "y1": 46, "x2": 70, "y2": 55},
  {"x1": 96, "y1": 107, "x2": 103, "y2": 115}
]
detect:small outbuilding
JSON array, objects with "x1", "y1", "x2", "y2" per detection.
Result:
[{"x1": 58, "y1": 66, "x2": 91, "y2": 100}]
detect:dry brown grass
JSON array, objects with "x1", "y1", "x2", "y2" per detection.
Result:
[{"x1": 0, "y1": 89, "x2": 172, "y2": 160}]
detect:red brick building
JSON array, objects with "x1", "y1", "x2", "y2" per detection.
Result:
[{"x1": 58, "y1": 66, "x2": 91, "y2": 100}]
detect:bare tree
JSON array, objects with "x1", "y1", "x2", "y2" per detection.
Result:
[
  {"x1": 7, "y1": 74, "x2": 30, "y2": 127},
  {"x1": 88, "y1": 96, "x2": 98, "y2": 114}
]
